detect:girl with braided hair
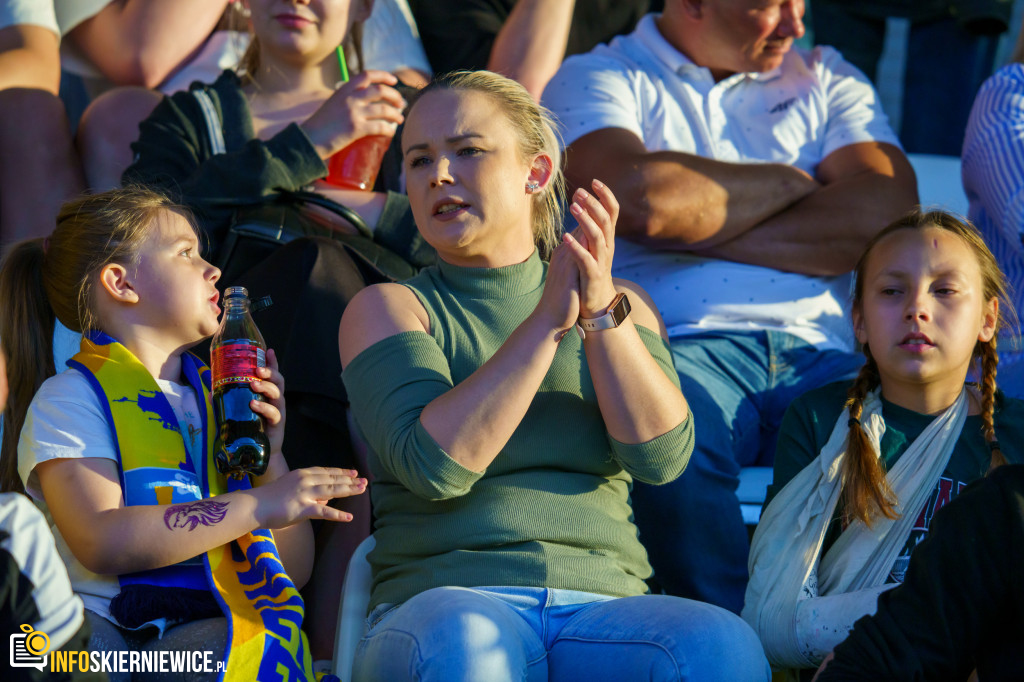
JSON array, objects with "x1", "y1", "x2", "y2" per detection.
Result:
[{"x1": 742, "y1": 208, "x2": 1024, "y2": 674}]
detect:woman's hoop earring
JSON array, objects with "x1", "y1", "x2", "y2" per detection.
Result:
[{"x1": 526, "y1": 181, "x2": 540, "y2": 192}]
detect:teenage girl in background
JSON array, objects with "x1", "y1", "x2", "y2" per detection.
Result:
[
  {"x1": 743, "y1": 209, "x2": 1024, "y2": 673},
  {"x1": 0, "y1": 187, "x2": 365, "y2": 681},
  {"x1": 123, "y1": 0, "x2": 410, "y2": 238}
]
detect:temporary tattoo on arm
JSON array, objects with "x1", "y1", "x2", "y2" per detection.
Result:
[{"x1": 163, "y1": 500, "x2": 229, "y2": 531}]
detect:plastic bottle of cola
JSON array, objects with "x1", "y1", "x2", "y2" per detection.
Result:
[{"x1": 210, "y1": 286, "x2": 270, "y2": 478}]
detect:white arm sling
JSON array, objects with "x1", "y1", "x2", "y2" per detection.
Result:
[{"x1": 741, "y1": 388, "x2": 968, "y2": 668}]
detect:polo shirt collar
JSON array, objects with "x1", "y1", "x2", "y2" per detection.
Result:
[{"x1": 637, "y1": 13, "x2": 785, "y2": 85}]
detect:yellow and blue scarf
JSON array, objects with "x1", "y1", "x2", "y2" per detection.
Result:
[{"x1": 69, "y1": 331, "x2": 327, "y2": 681}]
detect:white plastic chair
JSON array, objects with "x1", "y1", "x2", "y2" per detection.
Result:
[
  {"x1": 331, "y1": 534, "x2": 376, "y2": 681},
  {"x1": 906, "y1": 153, "x2": 969, "y2": 217}
]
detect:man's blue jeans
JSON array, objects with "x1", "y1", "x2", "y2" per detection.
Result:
[
  {"x1": 352, "y1": 586, "x2": 770, "y2": 681},
  {"x1": 631, "y1": 330, "x2": 864, "y2": 614}
]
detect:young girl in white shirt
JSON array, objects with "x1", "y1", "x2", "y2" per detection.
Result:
[{"x1": 0, "y1": 186, "x2": 365, "y2": 681}]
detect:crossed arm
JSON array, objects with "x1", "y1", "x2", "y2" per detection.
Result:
[{"x1": 565, "y1": 128, "x2": 918, "y2": 275}]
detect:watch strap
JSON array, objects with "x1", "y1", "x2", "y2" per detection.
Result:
[{"x1": 576, "y1": 292, "x2": 631, "y2": 336}]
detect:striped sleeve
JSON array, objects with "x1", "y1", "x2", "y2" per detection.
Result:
[{"x1": 962, "y1": 64, "x2": 1024, "y2": 326}]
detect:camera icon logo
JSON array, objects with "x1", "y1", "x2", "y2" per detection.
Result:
[{"x1": 10, "y1": 623, "x2": 50, "y2": 671}]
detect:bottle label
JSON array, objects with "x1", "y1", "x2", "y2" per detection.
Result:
[{"x1": 211, "y1": 343, "x2": 266, "y2": 390}]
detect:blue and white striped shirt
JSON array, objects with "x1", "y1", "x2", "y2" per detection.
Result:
[{"x1": 962, "y1": 63, "x2": 1024, "y2": 356}]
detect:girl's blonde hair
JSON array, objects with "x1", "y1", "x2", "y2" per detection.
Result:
[
  {"x1": 405, "y1": 70, "x2": 567, "y2": 259},
  {"x1": 842, "y1": 209, "x2": 1017, "y2": 525},
  {"x1": 0, "y1": 187, "x2": 190, "y2": 493}
]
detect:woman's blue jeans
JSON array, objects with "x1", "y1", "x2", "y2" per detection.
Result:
[{"x1": 352, "y1": 586, "x2": 770, "y2": 681}]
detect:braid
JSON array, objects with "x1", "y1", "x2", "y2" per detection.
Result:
[
  {"x1": 979, "y1": 339, "x2": 1007, "y2": 472},
  {"x1": 844, "y1": 358, "x2": 877, "y2": 424},
  {"x1": 842, "y1": 355, "x2": 899, "y2": 526}
]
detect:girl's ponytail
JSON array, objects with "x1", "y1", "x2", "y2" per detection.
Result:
[
  {"x1": 0, "y1": 187, "x2": 186, "y2": 494},
  {"x1": 0, "y1": 239, "x2": 56, "y2": 493},
  {"x1": 842, "y1": 354, "x2": 899, "y2": 526},
  {"x1": 979, "y1": 338, "x2": 1007, "y2": 472}
]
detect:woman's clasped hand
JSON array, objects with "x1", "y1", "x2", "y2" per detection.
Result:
[
  {"x1": 537, "y1": 181, "x2": 622, "y2": 335},
  {"x1": 563, "y1": 181, "x2": 620, "y2": 319}
]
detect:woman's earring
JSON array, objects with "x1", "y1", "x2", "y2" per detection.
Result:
[{"x1": 526, "y1": 181, "x2": 540, "y2": 192}]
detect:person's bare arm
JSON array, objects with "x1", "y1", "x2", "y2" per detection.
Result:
[
  {"x1": 562, "y1": 182, "x2": 688, "y2": 444},
  {"x1": 0, "y1": 26, "x2": 84, "y2": 245},
  {"x1": 392, "y1": 66, "x2": 430, "y2": 89},
  {"x1": 698, "y1": 142, "x2": 918, "y2": 275},
  {"x1": 35, "y1": 354, "x2": 363, "y2": 581},
  {"x1": 36, "y1": 456, "x2": 362, "y2": 576},
  {"x1": 340, "y1": 266, "x2": 575, "y2": 474},
  {"x1": 488, "y1": 0, "x2": 576, "y2": 101},
  {"x1": 0, "y1": 24, "x2": 60, "y2": 93},
  {"x1": 564, "y1": 127, "x2": 821, "y2": 250},
  {"x1": 65, "y1": 0, "x2": 230, "y2": 89}
]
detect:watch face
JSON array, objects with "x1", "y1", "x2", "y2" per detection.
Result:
[
  {"x1": 613, "y1": 294, "x2": 631, "y2": 325},
  {"x1": 579, "y1": 293, "x2": 631, "y2": 331}
]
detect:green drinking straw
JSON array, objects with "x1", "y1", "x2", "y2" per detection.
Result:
[{"x1": 336, "y1": 46, "x2": 349, "y2": 84}]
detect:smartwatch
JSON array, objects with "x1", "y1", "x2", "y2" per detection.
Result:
[{"x1": 576, "y1": 292, "x2": 631, "y2": 338}]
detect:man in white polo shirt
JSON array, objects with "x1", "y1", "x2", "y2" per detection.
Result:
[{"x1": 543, "y1": 0, "x2": 918, "y2": 614}]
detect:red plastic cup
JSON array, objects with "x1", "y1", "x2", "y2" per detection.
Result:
[{"x1": 324, "y1": 134, "x2": 391, "y2": 190}]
